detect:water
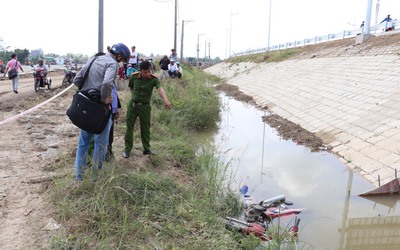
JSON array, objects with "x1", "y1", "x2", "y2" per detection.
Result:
[{"x1": 209, "y1": 94, "x2": 400, "y2": 249}]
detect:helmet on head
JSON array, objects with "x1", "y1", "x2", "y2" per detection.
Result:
[{"x1": 110, "y1": 43, "x2": 130, "y2": 62}]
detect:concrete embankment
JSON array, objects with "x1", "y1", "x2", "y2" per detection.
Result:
[{"x1": 205, "y1": 32, "x2": 400, "y2": 187}]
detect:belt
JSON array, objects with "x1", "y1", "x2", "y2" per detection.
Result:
[{"x1": 133, "y1": 101, "x2": 149, "y2": 105}]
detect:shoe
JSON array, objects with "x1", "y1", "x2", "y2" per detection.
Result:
[
  {"x1": 122, "y1": 151, "x2": 130, "y2": 158},
  {"x1": 13, "y1": 90, "x2": 18, "y2": 94},
  {"x1": 143, "y1": 150, "x2": 155, "y2": 155},
  {"x1": 105, "y1": 150, "x2": 114, "y2": 162}
]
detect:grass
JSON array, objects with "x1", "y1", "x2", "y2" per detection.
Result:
[{"x1": 225, "y1": 47, "x2": 304, "y2": 64}]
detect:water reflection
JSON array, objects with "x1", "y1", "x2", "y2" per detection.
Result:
[{"x1": 207, "y1": 93, "x2": 400, "y2": 249}]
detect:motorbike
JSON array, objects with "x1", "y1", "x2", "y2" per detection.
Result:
[
  {"x1": 33, "y1": 68, "x2": 51, "y2": 92},
  {"x1": 62, "y1": 65, "x2": 77, "y2": 86},
  {"x1": 220, "y1": 185, "x2": 303, "y2": 242}
]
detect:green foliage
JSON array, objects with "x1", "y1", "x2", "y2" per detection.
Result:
[{"x1": 225, "y1": 48, "x2": 303, "y2": 64}]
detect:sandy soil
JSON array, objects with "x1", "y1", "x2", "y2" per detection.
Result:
[{"x1": 0, "y1": 71, "x2": 79, "y2": 249}]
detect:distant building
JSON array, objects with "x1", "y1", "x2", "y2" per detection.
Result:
[{"x1": 30, "y1": 49, "x2": 44, "y2": 59}]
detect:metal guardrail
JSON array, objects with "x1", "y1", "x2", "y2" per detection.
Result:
[{"x1": 234, "y1": 20, "x2": 400, "y2": 57}]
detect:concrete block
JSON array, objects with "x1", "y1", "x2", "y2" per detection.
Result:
[{"x1": 355, "y1": 34, "x2": 372, "y2": 44}]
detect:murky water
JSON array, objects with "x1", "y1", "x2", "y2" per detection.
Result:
[{"x1": 207, "y1": 94, "x2": 400, "y2": 249}]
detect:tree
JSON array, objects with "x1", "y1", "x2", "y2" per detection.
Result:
[
  {"x1": 0, "y1": 37, "x2": 10, "y2": 52},
  {"x1": 14, "y1": 49, "x2": 30, "y2": 65}
]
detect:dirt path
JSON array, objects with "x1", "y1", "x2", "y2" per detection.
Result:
[{"x1": 0, "y1": 72, "x2": 79, "y2": 249}]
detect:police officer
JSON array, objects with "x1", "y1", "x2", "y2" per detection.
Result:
[{"x1": 123, "y1": 60, "x2": 173, "y2": 158}]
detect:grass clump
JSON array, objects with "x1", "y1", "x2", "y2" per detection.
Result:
[{"x1": 225, "y1": 47, "x2": 303, "y2": 64}]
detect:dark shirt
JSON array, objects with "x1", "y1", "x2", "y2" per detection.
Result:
[{"x1": 159, "y1": 58, "x2": 170, "y2": 70}]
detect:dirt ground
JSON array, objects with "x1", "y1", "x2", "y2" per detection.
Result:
[{"x1": 0, "y1": 71, "x2": 79, "y2": 249}]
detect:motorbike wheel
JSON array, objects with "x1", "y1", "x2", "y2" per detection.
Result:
[
  {"x1": 47, "y1": 79, "x2": 52, "y2": 90},
  {"x1": 34, "y1": 79, "x2": 40, "y2": 92}
]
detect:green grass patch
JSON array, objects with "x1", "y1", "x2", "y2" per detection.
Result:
[{"x1": 225, "y1": 47, "x2": 303, "y2": 64}]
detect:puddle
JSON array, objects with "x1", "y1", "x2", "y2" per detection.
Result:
[{"x1": 206, "y1": 94, "x2": 400, "y2": 249}]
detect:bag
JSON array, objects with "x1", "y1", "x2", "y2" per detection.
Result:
[
  {"x1": 66, "y1": 90, "x2": 111, "y2": 134},
  {"x1": 8, "y1": 69, "x2": 17, "y2": 79},
  {"x1": 66, "y1": 55, "x2": 111, "y2": 134}
]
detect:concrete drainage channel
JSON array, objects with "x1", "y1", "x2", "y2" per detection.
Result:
[{"x1": 209, "y1": 93, "x2": 400, "y2": 249}]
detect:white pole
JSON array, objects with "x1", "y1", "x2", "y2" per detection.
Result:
[
  {"x1": 267, "y1": 0, "x2": 272, "y2": 51},
  {"x1": 229, "y1": 10, "x2": 238, "y2": 57},
  {"x1": 375, "y1": 0, "x2": 380, "y2": 26},
  {"x1": 364, "y1": 0, "x2": 373, "y2": 34}
]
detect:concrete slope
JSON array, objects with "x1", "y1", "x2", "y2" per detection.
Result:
[{"x1": 205, "y1": 33, "x2": 400, "y2": 187}]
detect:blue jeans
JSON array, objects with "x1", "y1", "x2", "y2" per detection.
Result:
[
  {"x1": 12, "y1": 75, "x2": 19, "y2": 91},
  {"x1": 74, "y1": 117, "x2": 112, "y2": 180}
]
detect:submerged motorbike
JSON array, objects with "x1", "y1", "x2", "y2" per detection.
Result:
[
  {"x1": 33, "y1": 68, "x2": 51, "y2": 92},
  {"x1": 62, "y1": 65, "x2": 77, "y2": 86},
  {"x1": 221, "y1": 185, "x2": 303, "y2": 242}
]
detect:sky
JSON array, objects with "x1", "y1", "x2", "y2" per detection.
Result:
[{"x1": 1, "y1": 0, "x2": 399, "y2": 60}]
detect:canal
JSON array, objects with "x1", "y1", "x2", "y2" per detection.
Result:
[{"x1": 211, "y1": 93, "x2": 400, "y2": 249}]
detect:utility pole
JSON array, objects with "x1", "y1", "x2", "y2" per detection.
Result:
[
  {"x1": 364, "y1": 0, "x2": 373, "y2": 34},
  {"x1": 204, "y1": 40, "x2": 208, "y2": 66},
  {"x1": 180, "y1": 20, "x2": 193, "y2": 61},
  {"x1": 267, "y1": 0, "x2": 272, "y2": 51},
  {"x1": 174, "y1": 0, "x2": 178, "y2": 51},
  {"x1": 375, "y1": 0, "x2": 380, "y2": 26},
  {"x1": 196, "y1": 34, "x2": 204, "y2": 67},
  {"x1": 229, "y1": 10, "x2": 238, "y2": 57},
  {"x1": 98, "y1": 0, "x2": 104, "y2": 52},
  {"x1": 208, "y1": 42, "x2": 211, "y2": 65}
]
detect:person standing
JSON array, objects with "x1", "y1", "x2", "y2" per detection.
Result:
[
  {"x1": 3, "y1": 54, "x2": 24, "y2": 94},
  {"x1": 169, "y1": 48, "x2": 178, "y2": 62},
  {"x1": 129, "y1": 46, "x2": 139, "y2": 68},
  {"x1": 123, "y1": 60, "x2": 173, "y2": 158},
  {"x1": 73, "y1": 43, "x2": 130, "y2": 180},
  {"x1": 158, "y1": 55, "x2": 170, "y2": 80}
]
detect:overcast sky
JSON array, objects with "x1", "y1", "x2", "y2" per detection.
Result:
[{"x1": 1, "y1": 0, "x2": 399, "y2": 59}]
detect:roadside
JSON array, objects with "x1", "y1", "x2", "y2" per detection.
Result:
[{"x1": 0, "y1": 72, "x2": 79, "y2": 249}]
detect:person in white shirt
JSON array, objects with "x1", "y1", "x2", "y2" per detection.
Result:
[
  {"x1": 168, "y1": 59, "x2": 178, "y2": 78},
  {"x1": 129, "y1": 46, "x2": 139, "y2": 68}
]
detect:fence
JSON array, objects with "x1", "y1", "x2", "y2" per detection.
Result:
[{"x1": 234, "y1": 20, "x2": 400, "y2": 57}]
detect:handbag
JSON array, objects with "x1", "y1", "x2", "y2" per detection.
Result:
[
  {"x1": 66, "y1": 56, "x2": 112, "y2": 134},
  {"x1": 8, "y1": 61, "x2": 18, "y2": 79}
]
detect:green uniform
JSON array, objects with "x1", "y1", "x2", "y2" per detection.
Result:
[{"x1": 124, "y1": 72, "x2": 162, "y2": 153}]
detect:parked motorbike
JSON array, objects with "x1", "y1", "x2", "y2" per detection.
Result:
[
  {"x1": 62, "y1": 65, "x2": 77, "y2": 86},
  {"x1": 33, "y1": 68, "x2": 51, "y2": 92}
]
